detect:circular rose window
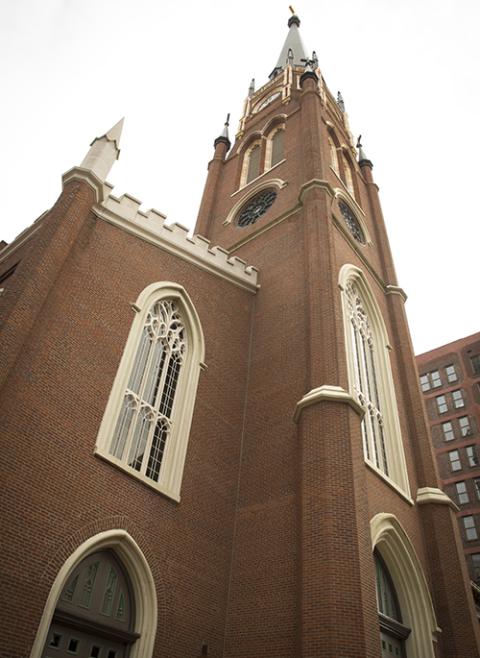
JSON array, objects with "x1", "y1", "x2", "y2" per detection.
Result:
[{"x1": 236, "y1": 189, "x2": 277, "y2": 228}]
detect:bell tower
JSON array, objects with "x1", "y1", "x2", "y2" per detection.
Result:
[{"x1": 195, "y1": 12, "x2": 480, "y2": 658}]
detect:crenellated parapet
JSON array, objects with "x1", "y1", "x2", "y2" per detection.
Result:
[{"x1": 96, "y1": 186, "x2": 259, "y2": 293}]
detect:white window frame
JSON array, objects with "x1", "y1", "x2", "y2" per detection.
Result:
[
  {"x1": 240, "y1": 139, "x2": 263, "y2": 187},
  {"x1": 436, "y1": 395, "x2": 448, "y2": 414},
  {"x1": 95, "y1": 282, "x2": 205, "y2": 501},
  {"x1": 455, "y1": 481, "x2": 469, "y2": 505},
  {"x1": 445, "y1": 364, "x2": 458, "y2": 383},
  {"x1": 452, "y1": 389, "x2": 465, "y2": 409},
  {"x1": 264, "y1": 125, "x2": 285, "y2": 171},
  {"x1": 463, "y1": 515, "x2": 478, "y2": 541},
  {"x1": 459, "y1": 416, "x2": 471, "y2": 437},
  {"x1": 448, "y1": 450, "x2": 461, "y2": 472},
  {"x1": 466, "y1": 445, "x2": 478, "y2": 468},
  {"x1": 441, "y1": 421, "x2": 454, "y2": 441},
  {"x1": 339, "y1": 265, "x2": 410, "y2": 497}
]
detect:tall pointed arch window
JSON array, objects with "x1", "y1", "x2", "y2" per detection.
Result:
[
  {"x1": 241, "y1": 141, "x2": 262, "y2": 185},
  {"x1": 342, "y1": 153, "x2": 355, "y2": 198},
  {"x1": 340, "y1": 266, "x2": 410, "y2": 495},
  {"x1": 96, "y1": 283, "x2": 205, "y2": 501},
  {"x1": 267, "y1": 127, "x2": 284, "y2": 169},
  {"x1": 329, "y1": 135, "x2": 340, "y2": 176},
  {"x1": 375, "y1": 551, "x2": 411, "y2": 657}
]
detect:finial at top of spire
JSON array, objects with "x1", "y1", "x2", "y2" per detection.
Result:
[
  {"x1": 336, "y1": 92, "x2": 345, "y2": 113},
  {"x1": 270, "y1": 7, "x2": 308, "y2": 79},
  {"x1": 248, "y1": 78, "x2": 256, "y2": 97},
  {"x1": 288, "y1": 6, "x2": 300, "y2": 27}
]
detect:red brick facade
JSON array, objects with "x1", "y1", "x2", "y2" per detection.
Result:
[{"x1": 0, "y1": 15, "x2": 479, "y2": 658}]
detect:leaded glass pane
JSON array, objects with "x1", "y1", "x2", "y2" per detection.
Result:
[
  {"x1": 346, "y1": 282, "x2": 389, "y2": 476},
  {"x1": 271, "y1": 130, "x2": 284, "y2": 167},
  {"x1": 101, "y1": 567, "x2": 118, "y2": 616},
  {"x1": 247, "y1": 144, "x2": 261, "y2": 183},
  {"x1": 111, "y1": 298, "x2": 187, "y2": 481}
]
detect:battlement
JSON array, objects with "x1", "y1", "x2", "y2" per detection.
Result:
[{"x1": 97, "y1": 186, "x2": 259, "y2": 293}]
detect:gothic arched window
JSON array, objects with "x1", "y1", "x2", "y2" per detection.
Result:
[
  {"x1": 340, "y1": 266, "x2": 410, "y2": 495},
  {"x1": 329, "y1": 135, "x2": 340, "y2": 176},
  {"x1": 268, "y1": 128, "x2": 284, "y2": 168},
  {"x1": 375, "y1": 551, "x2": 411, "y2": 657},
  {"x1": 342, "y1": 153, "x2": 355, "y2": 198},
  {"x1": 96, "y1": 283, "x2": 205, "y2": 501},
  {"x1": 243, "y1": 142, "x2": 262, "y2": 185},
  {"x1": 42, "y1": 551, "x2": 136, "y2": 658}
]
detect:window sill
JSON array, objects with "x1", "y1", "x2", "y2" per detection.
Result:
[
  {"x1": 365, "y1": 459, "x2": 413, "y2": 505},
  {"x1": 94, "y1": 449, "x2": 181, "y2": 503}
]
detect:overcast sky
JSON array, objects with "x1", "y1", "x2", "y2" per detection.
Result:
[{"x1": 1, "y1": 0, "x2": 478, "y2": 354}]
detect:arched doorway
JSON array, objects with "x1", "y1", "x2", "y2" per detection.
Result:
[
  {"x1": 41, "y1": 551, "x2": 138, "y2": 658},
  {"x1": 375, "y1": 550, "x2": 410, "y2": 657}
]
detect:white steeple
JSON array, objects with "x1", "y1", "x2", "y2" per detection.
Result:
[{"x1": 80, "y1": 118, "x2": 124, "y2": 181}]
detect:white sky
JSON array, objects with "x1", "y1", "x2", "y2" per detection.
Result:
[{"x1": 1, "y1": 0, "x2": 478, "y2": 355}]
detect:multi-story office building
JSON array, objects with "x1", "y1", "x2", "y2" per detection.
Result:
[{"x1": 417, "y1": 333, "x2": 480, "y2": 584}]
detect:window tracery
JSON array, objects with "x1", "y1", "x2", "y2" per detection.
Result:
[{"x1": 96, "y1": 283, "x2": 204, "y2": 500}]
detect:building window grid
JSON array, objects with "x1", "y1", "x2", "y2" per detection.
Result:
[
  {"x1": 459, "y1": 416, "x2": 472, "y2": 437},
  {"x1": 445, "y1": 364, "x2": 458, "y2": 383},
  {"x1": 463, "y1": 515, "x2": 478, "y2": 541},
  {"x1": 466, "y1": 445, "x2": 478, "y2": 468},
  {"x1": 472, "y1": 553, "x2": 480, "y2": 583},
  {"x1": 436, "y1": 395, "x2": 448, "y2": 414},
  {"x1": 442, "y1": 421, "x2": 454, "y2": 441},
  {"x1": 471, "y1": 355, "x2": 480, "y2": 376},
  {"x1": 455, "y1": 481, "x2": 469, "y2": 505},
  {"x1": 420, "y1": 370, "x2": 442, "y2": 392},
  {"x1": 449, "y1": 450, "x2": 462, "y2": 472},
  {"x1": 452, "y1": 389, "x2": 465, "y2": 409},
  {"x1": 474, "y1": 479, "x2": 480, "y2": 501}
]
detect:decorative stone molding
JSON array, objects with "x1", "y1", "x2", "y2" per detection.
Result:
[
  {"x1": 298, "y1": 178, "x2": 335, "y2": 204},
  {"x1": 62, "y1": 166, "x2": 106, "y2": 203},
  {"x1": 385, "y1": 285, "x2": 408, "y2": 302},
  {"x1": 293, "y1": 384, "x2": 364, "y2": 423},
  {"x1": 29, "y1": 529, "x2": 157, "y2": 658},
  {"x1": 416, "y1": 487, "x2": 459, "y2": 511}
]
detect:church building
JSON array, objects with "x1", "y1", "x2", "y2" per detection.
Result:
[{"x1": 1, "y1": 12, "x2": 479, "y2": 658}]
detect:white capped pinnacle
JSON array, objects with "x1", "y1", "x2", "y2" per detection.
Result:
[{"x1": 80, "y1": 118, "x2": 124, "y2": 181}]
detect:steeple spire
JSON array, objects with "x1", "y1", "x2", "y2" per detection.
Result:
[
  {"x1": 80, "y1": 118, "x2": 124, "y2": 181},
  {"x1": 214, "y1": 114, "x2": 231, "y2": 151},
  {"x1": 269, "y1": 10, "x2": 308, "y2": 79}
]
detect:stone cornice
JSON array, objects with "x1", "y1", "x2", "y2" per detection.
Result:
[
  {"x1": 416, "y1": 487, "x2": 459, "y2": 512},
  {"x1": 62, "y1": 167, "x2": 106, "y2": 203},
  {"x1": 294, "y1": 385, "x2": 364, "y2": 423},
  {"x1": 385, "y1": 285, "x2": 408, "y2": 302},
  {"x1": 298, "y1": 179, "x2": 336, "y2": 204}
]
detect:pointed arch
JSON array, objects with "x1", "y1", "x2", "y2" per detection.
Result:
[
  {"x1": 239, "y1": 136, "x2": 263, "y2": 187},
  {"x1": 95, "y1": 282, "x2": 205, "y2": 501},
  {"x1": 30, "y1": 530, "x2": 157, "y2": 658},
  {"x1": 341, "y1": 150, "x2": 356, "y2": 198},
  {"x1": 328, "y1": 131, "x2": 340, "y2": 176},
  {"x1": 265, "y1": 125, "x2": 285, "y2": 170},
  {"x1": 339, "y1": 265, "x2": 410, "y2": 496},
  {"x1": 371, "y1": 513, "x2": 438, "y2": 658}
]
